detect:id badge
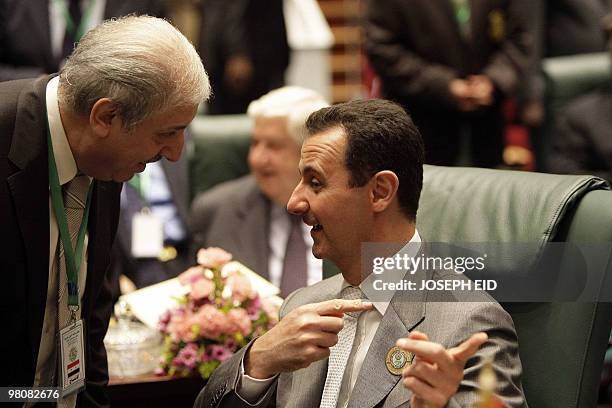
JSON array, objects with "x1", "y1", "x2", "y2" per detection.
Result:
[
  {"x1": 131, "y1": 209, "x2": 163, "y2": 258},
  {"x1": 59, "y1": 319, "x2": 86, "y2": 397}
]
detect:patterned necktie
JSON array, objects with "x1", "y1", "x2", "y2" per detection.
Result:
[
  {"x1": 55, "y1": 176, "x2": 89, "y2": 408},
  {"x1": 280, "y1": 215, "x2": 308, "y2": 297},
  {"x1": 57, "y1": 175, "x2": 89, "y2": 328},
  {"x1": 320, "y1": 286, "x2": 364, "y2": 408}
]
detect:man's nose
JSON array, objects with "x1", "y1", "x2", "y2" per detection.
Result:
[
  {"x1": 287, "y1": 182, "x2": 308, "y2": 215},
  {"x1": 161, "y1": 132, "x2": 185, "y2": 162},
  {"x1": 249, "y1": 144, "x2": 269, "y2": 168}
]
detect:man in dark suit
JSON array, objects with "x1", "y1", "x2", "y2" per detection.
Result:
[
  {"x1": 0, "y1": 16, "x2": 209, "y2": 407},
  {"x1": 198, "y1": 0, "x2": 290, "y2": 114},
  {"x1": 195, "y1": 100, "x2": 525, "y2": 407},
  {"x1": 364, "y1": 0, "x2": 531, "y2": 167},
  {"x1": 0, "y1": 0, "x2": 166, "y2": 82},
  {"x1": 548, "y1": 87, "x2": 612, "y2": 184},
  {"x1": 190, "y1": 87, "x2": 328, "y2": 296}
]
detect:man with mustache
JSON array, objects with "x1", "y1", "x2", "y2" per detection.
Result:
[{"x1": 0, "y1": 15, "x2": 210, "y2": 407}]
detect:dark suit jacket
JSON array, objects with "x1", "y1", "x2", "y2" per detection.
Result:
[
  {"x1": 110, "y1": 155, "x2": 192, "y2": 290},
  {"x1": 364, "y1": 0, "x2": 531, "y2": 111},
  {"x1": 549, "y1": 87, "x2": 612, "y2": 184},
  {"x1": 190, "y1": 175, "x2": 271, "y2": 280},
  {"x1": 195, "y1": 259, "x2": 526, "y2": 407},
  {"x1": 0, "y1": 76, "x2": 121, "y2": 407},
  {"x1": 0, "y1": 0, "x2": 166, "y2": 81},
  {"x1": 199, "y1": 0, "x2": 289, "y2": 114}
]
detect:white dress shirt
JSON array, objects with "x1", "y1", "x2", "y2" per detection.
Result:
[
  {"x1": 34, "y1": 77, "x2": 91, "y2": 393},
  {"x1": 236, "y1": 230, "x2": 422, "y2": 406}
]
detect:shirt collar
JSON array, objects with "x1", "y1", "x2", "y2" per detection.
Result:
[
  {"x1": 46, "y1": 76, "x2": 78, "y2": 186},
  {"x1": 341, "y1": 230, "x2": 422, "y2": 316}
]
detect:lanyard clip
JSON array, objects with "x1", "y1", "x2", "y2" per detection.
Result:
[{"x1": 69, "y1": 305, "x2": 79, "y2": 325}]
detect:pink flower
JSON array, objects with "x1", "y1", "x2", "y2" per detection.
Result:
[
  {"x1": 224, "y1": 338, "x2": 238, "y2": 352},
  {"x1": 176, "y1": 342, "x2": 200, "y2": 370},
  {"x1": 226, "y1": 271, "x2": 254, "y2": 303},
  {"x1": 178, "y1": 266, "x2": 205, "y2": 285},
  {"x1": 158, "y1": 310, "x2": 172, "y2": 332},
  {"x1": 166, "y1": 308, "x2": 198, "y2": 343},
  {"x1": 189, "y1": 278, "x2": 214, "y2": 301},
  {"x1": 246, "y1": 295, "x2": 262, "y2": 319},
  {"x1": 226, "y1": 308, "x2": 252, "y2": 336},
  {"x1": 195, "y1": 304, "x2": 231, "y2": 339},
  {"x1": 197, "y1": 247, "x2": 233, "y2": 269},
  {"x1": 207, "y1": 344, "x2": 233, "y2": 362}
]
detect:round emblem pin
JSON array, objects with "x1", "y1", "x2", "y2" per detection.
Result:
[{"x1": 385, "y1": 346, "x2": 413, "y2": 376}]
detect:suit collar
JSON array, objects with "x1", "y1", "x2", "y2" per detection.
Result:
[
  {"x1": 235, "y1": 177, "x2": 271, "y2": 278},
  {"x1": 236, "y1": 177, "x2": 270, "y2": 217},
  {"x1": 6, "y1": 76, "x2": 53, "y2": 367},
  {"x1": 8, "y1": 76, "x2": 51, "y2": 169},
  {"x1": 346, "y1": 284, "x2": 427, "y2": 408}
]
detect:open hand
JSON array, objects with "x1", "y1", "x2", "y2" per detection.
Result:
[{"x1": 397, "y1": 330, "x2": 488, "y2": 408}]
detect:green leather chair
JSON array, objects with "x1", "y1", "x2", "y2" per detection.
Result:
[
  {"x1": 540, "y1": 52, "x2": 610, "y2": 172},
  {"x1": 188, "y1": 114, "x2": 253, "y2": 197},
  {"x1": 417, "y1": 165, "x2": 612, "y2": 408},
  {"x1": 188, "y1": 115, "x2": 612, "y2": 407}
]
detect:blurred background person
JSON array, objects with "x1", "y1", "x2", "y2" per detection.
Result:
[
  {"x1": 547, "y1": 14, "x2": 612, "y2": 184},
  {"x1": 198, "y1": 0, "x2": 290, "y2": 114},
  {"x1": 364, "y1": 0, "x2": 531, "y2": 168},
  {"x1": 190, "y1": 87, "x2": 328, "y2": 297},
  {"x1": 519, "y1": 0, "x2": 612, "y2": 170},
  {"x1": 0, "y1": 0, "x2": 166, "y2": 82},
  {"x1": 109, "y1": 143, "x2": 192, "y2": 295}
]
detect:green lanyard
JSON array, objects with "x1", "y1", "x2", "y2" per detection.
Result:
[
  {"x1": 55, "y1": 0, "x2": 96, "y2": 41},
  {"x1": 451, "y1": 0, "x2": 471, "y2": 39},
  {"x1": 127, "y1": 172, "x2": 150, "y2": 201},
  {"x1": 47, "y1": 130, "x2": 93, "y2": 311}
]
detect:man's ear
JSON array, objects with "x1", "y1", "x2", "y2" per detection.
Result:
[
  {"x1": 89, "y1": 98, "x2": 120, "y2": 138},
  {"x1": 370, "y1": 170, "x2": 399, "y2": 213}
]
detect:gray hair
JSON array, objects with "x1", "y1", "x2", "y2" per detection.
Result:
[
  {"x1": 59, "y1": 15, "x2": 210, "y2": 128},
  {"x1": 247, "y1": 86, "x2": 329, "y2": 145}
]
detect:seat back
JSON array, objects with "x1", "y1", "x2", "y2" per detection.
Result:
[
  {"x1": 540, "y1": 52, "x2": 610, "y2": 171},
  {"x1": 188, "y1": 114, "x2": 253, "y2": 198},
  {"x1": 417, "y1": 165, "x2": 612, "y2": 408}
]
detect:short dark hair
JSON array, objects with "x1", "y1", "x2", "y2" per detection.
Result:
[{"x1": 305, "y1": 99, "x2": 424, "y2": 220}]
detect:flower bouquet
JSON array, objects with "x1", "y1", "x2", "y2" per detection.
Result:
[{"x1": 157, "y1": 247, "x2": 279, "y2": 379}]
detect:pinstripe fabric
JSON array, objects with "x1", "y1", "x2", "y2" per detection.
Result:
[
  {"x1": 56, "y1": 175, "x2": 89, "y2": 408},
  {"x1": 320, "y1": 286, "x2": 363, "y2": 408}
]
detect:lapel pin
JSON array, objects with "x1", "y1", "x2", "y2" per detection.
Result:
[{"x1": 385, "y1": 346, "x2": 413, "y2": 375}]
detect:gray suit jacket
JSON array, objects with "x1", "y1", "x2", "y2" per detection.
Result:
[
  {"x1": 194, "y1": 258, "x2": 527, "y2": 408},
  {"x1": 190, "y1": 175, "x2": 271, "y2": 279}
]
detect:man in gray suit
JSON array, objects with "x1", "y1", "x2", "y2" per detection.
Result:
[
  {"x1": 190, "y1": 87, "x2": 329, "y2": 297},
  {"x1": 194, "y1": 100, "x2": 526, "y2": 407}
]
